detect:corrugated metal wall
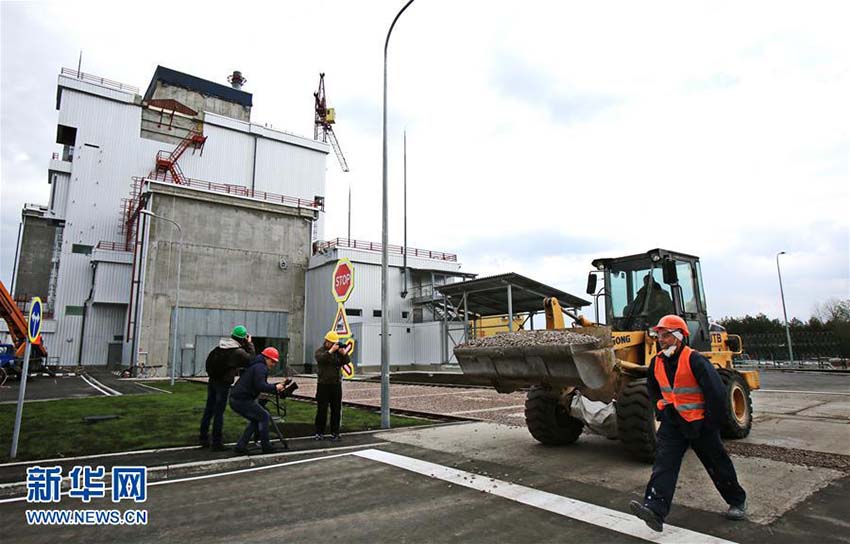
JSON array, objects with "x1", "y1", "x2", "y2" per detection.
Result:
[
  {"x1": 414, "y1": 321, "x2": 444, "y2": 365},
  {"x1": 304, "y1": 250, "x2": 466, "y2": 368},
  {"x1": 49, "y1": 172, "x2": 71, "y2": 217},
  {"x1": 81, "y1": 303, "x2": 126, "y2": 364},
  {"x1": 173, "y1": 307, "x2": 289, "y2": 376},
  {"x1": 93, "y1": 262, "x2": 131, "y2": 304}
]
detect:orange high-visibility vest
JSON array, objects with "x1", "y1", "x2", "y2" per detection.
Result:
[{"x1": 654, "y1": 345, "x2": 705, "y2": 422}]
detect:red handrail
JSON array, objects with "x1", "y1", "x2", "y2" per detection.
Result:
[{"x1": 142, "y1": 172, "x2": 323, "y2": 210}]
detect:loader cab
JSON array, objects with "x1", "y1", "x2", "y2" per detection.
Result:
[{"x1": 590, "y1": 249, "x2": 711, "y2": 351}]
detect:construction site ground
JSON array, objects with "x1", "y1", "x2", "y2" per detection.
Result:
[{"x1": 0, "y1": 369, "x2": 847, "y2": 543}]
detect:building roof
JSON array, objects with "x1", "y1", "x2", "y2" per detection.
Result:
[
  {"x1": 435, "y1": 272, "x2": 591, "y2": 316},
  {"x1": 144, "y1": 66, "x2": 253, "y2": 108}
]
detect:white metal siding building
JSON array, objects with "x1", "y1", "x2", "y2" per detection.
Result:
[
  {"x1": 13, "y1": 67, "x2": 329, "y2": 368},
  {"x1": 304, "y1": 240, "x2": 475, "y2": 370}
]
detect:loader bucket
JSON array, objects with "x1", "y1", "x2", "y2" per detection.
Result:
[{"x1": 454, "y1": 333, "x2": 617, "y2": 395}]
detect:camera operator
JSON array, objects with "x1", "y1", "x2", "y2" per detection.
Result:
[
  {"x1": 313, "y1": 331, "x2": 351, "y2": 442},
  {"x1": 229, "y1": 347, "x2": 286, "y2": 455}
]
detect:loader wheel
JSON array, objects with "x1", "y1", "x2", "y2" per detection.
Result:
[
  {"x1": 524, "y1": 386, "x2": 583, "y2": 446},
  {"x1": 718, "y1": 369, "x2": 752, "y2": 439},
  {"x1": 616, "y1": 379, "x2": 658, "y2": 463}
]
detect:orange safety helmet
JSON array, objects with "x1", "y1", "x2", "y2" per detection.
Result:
[
  {"x1": 652, "y1": 315, "x2": 690, "y2": 336},
  {"x1": 261, "y1": 347, "x2": 280, "y2": 362}
]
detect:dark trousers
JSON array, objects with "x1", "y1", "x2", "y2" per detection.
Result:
[
  {"x1": 199, "y1": 383, "x2": 230, "y2": 445},
  {"x1": 230, "y1": 396, "x2": 271, "y2": 449},
  {"x1": 315, "y1": 383, "x2": 342, "y2": 435},
  {"x1": 644, "y1": 421, "x2": 747, "y2": 519}
]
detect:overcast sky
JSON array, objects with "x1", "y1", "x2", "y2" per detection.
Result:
[{"x1": 1, "y1": 1, "x2": 847, "y2": 322}]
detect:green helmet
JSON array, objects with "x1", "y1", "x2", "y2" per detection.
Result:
[{"x1": 231, "y1": 325, "x2": 248, "y2": 339}]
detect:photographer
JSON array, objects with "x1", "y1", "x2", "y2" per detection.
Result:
[
  {"x1": 313, "y1": 331, "x2": 351, "y2": 441},
  {"x1": 229, "y1": 347, "x2": 286, "y2": 455},
  {"x1": 199, "y1": 325, "x2": 254, "y2": 450}
]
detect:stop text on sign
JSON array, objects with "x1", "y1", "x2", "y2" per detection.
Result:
[{"x1": 332, "y1": 258, "x2": 355, "y2": 303}]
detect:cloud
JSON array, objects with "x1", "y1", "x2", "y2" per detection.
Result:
[
  {"x1": 1, "y1": 0, "x2": 848, "y2": 326},
  {"x1": 491, "y1": 54, "x2": 619, "y2": 125}
]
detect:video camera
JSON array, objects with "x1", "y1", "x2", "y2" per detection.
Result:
[{"x1": 278, "y1": 378, "x2": 299, "y2": 399}]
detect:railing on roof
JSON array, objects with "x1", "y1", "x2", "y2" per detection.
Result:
[
  {"x1": 96, "y1": 241, "x2": 134, "y2": 252},
  {"x1": 144, "y1": 171, "x2": 324, "y2": 210},
  {"x1": 314, "y1": 238, "x2": 458, "y2": 262},
  {"x1": 60, "y1": 68, "x2": 140, "y2": 94}
]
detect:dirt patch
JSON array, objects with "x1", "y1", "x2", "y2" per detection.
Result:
[{"x1": 726, "y1": 441, "x2": 850, "y2": 473}]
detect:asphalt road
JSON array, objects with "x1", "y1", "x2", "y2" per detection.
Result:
[
  {"x1": 1, "y1": 370, "x2": 848, "y2": 543},
  {"x1": 2, "y1": 439, "x2": 847, "y2": 544}
]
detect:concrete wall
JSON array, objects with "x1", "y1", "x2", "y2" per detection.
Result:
[
  {"x1": 137, "y1": 183, "x2": 314, "y2": 376},
  {"x1": 149, "y1": 81, "x2": 251, "y2": 122},
  {"x1": 14, "y1": 214, "x2": 58, "y2": 303}
]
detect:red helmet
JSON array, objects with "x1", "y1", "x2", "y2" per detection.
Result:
[
  {"x1": 261, "y1": 347, "x2": 280, "y2": 362},
  {"x1": 652, "y1": 315, "x2": 690, "y2": 336}
]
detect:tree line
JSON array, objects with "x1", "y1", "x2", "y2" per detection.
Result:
[{"x1": 718, "y1": 298, "x2": 850, "y2": 359}]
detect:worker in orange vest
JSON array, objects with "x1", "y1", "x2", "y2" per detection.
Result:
[{"x1": 629, "y1": 315, "x2": 747, "y2": 532}]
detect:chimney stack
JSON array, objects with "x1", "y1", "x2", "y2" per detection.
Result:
[{"x1": 227, "y1": 70, "x2": 246, "y2": 89}]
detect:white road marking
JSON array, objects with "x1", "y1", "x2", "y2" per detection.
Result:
[
  {"x1": 134, "y1": 382, "x2": 172, "y2": 394},
  {"x1": 79, "y1": 374, "x2": 113, "y2": 396},
  {"x1": 354, "y1": 449, "x2": 738, "y2": 544},
  {"x1": 82, "y1": 373, "x2": 122, "y2": 396}
]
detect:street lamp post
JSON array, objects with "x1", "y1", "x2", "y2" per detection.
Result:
[
  {"x1": 776, "y1": 251, "x2": 794, "y2": 364},
  {"x1": 381, "y1": 0, "x2": 416, "y2": 430},
  {"x1": 141, "y1": 210, "x2": 182, "y2": 386}
]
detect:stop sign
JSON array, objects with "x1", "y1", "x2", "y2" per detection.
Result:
[{"x1": 332, "y1": 259, "x2": 354, "y2": 303}]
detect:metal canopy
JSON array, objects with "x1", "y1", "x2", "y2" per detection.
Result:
[{"x1": 435, "y1": 272, "x2": 591, "y2": 316}]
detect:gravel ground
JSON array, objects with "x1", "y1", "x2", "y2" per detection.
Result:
[
  {"x1": 250, "y1": 376, "x2": 850, "y2": 472},
  {"x1": 457, "y1": 330, "x2": 599, "y2": 348},
  {"x1": 725, "y1": 442, "x2": 850, "y2": 473}
]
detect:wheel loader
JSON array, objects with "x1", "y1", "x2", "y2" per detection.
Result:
[{"x1": 454, "y1": 248, "x2": 758, "y2": 462}]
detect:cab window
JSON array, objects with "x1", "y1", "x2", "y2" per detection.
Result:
[{"x1": 676, "y1": 261, "x2": 699, "y2": 313}]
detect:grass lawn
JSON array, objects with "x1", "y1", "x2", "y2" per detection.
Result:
[{"x1": 0, "y1": 381, "x2": 431, "y2": 462}]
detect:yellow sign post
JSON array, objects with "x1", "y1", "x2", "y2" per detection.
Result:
[{"x1": 330, "y1": 259, "x2": 355, "y2": 379}]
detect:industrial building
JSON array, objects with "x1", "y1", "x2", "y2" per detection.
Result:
[
  {"x1": 305, "y1": 238, "x2": 475, "y2": 370},
  {"x1": 9, "y1": 66, "x2": 329, "y2": 373},
  {"x1": 7, "y1": 65, "x2": 591, "y2": 376}
]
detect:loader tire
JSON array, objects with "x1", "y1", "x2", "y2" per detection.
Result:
[
  {"x1": 717, "y1": 369, "x2": 752, "y2": 439},
  {"x1": 524, "y1": 386, "x2": 583, "y2": 446},
  {"x1": 616, "y1": 379, "x2": 657, "y2": 463}
]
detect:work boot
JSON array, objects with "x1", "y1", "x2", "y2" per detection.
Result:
[
  {"x1": 210, "y1": 443, "x2": 228, "y2": 452},
  {"x1": 724, "y1": 501, "x2": 747, "y2": 521},
  {"x1": 629, "y1": 500, "x2": 663, "y2": 532},
  {"x1": 199, "y1": 436, "x2": 210, "y2": 448},
  {"x1": 233, "y1": 444, "x2": 251, "y2": 456}
]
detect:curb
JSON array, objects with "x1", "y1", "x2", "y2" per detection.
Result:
[{"x1": 0, "y1": 443, "x2": 384, "y2": 500}]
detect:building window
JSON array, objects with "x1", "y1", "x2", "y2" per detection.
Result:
[
  {"x1": 56, "y1": 124, "x2": 77, "y2": 146},
  {"x1": 373, "y1": 310, "x2": 382, "y2": 318},
  {"x1": 402, "y1": 311, "x2": 409, "y2": 319},
  {"x1": 345, "y1": 308, "x2": 362, "y2": 317},
  {"x1": 65, "y1": 305, "x2": 84, "y2": 316},
  {"x1": 72, "y1": 244, "x2": 93, "y2": 255}
]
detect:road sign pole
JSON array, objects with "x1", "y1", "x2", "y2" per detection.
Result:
[{"x1": 10, "y1": 340, "x2": 32, "y2": 459}]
